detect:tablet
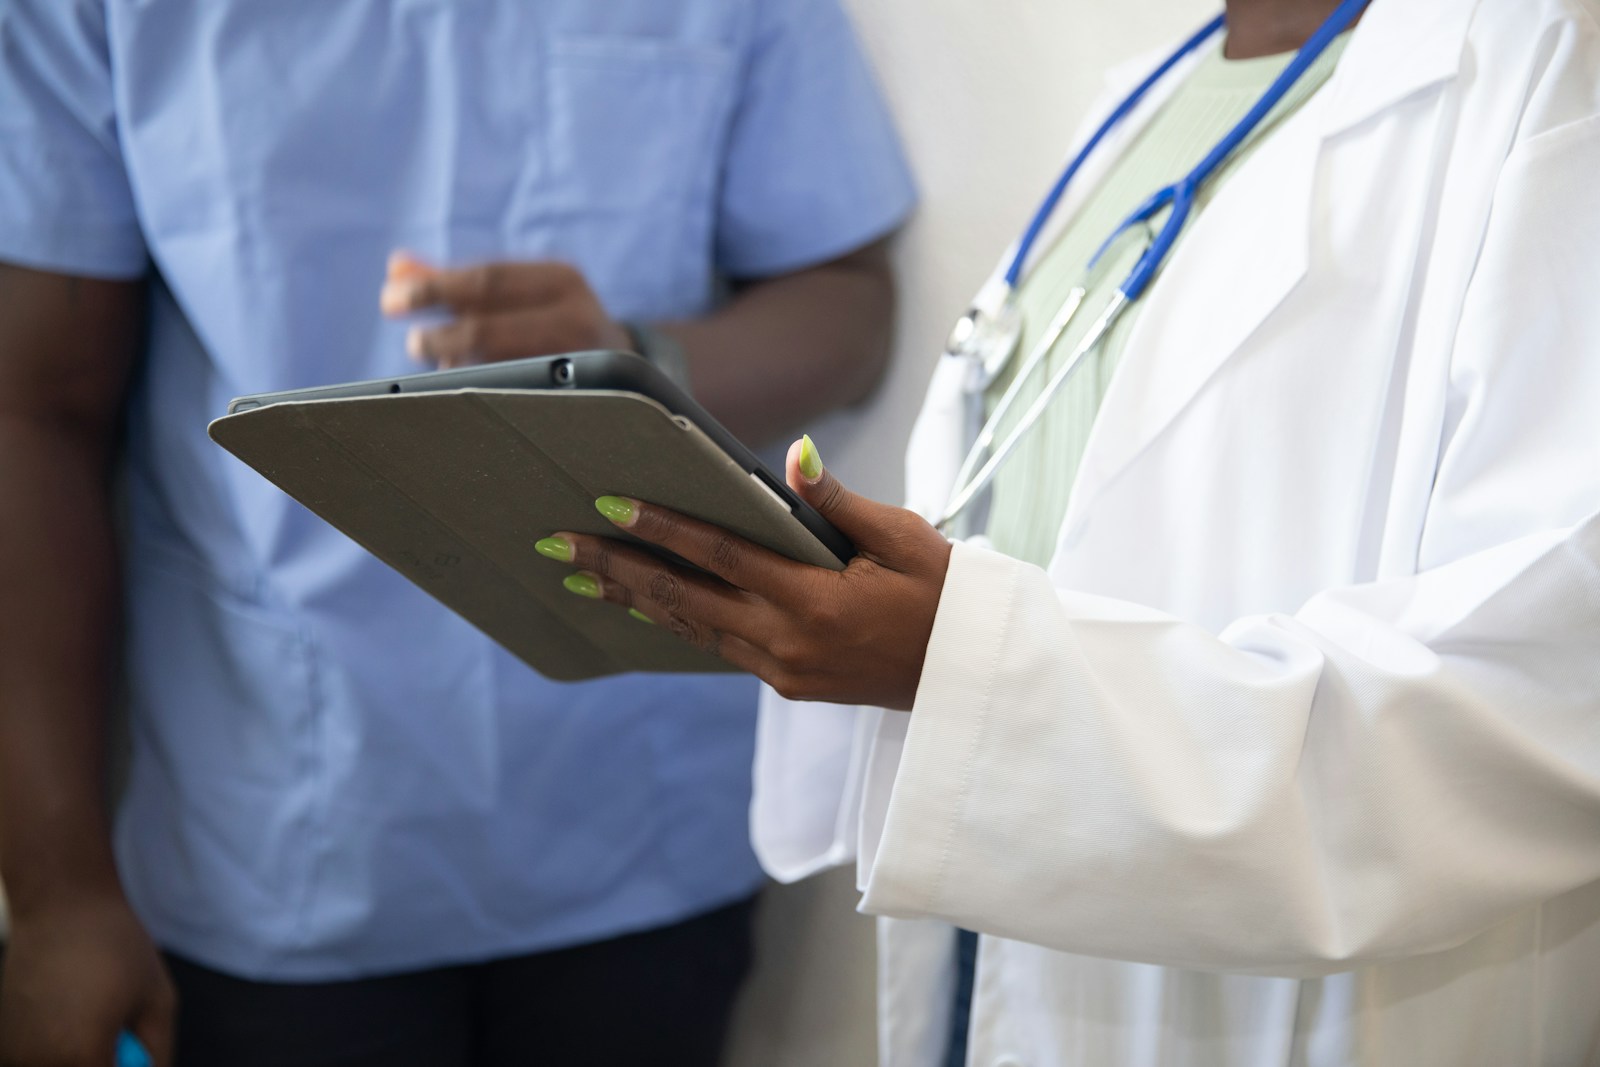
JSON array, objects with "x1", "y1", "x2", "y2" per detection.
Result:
[
  {"x1": 210, "y1": 351, "x2": 854, "y2": 680},
  {"x1": 227, "y1": 351, "x2": 854, "y2": 563}
]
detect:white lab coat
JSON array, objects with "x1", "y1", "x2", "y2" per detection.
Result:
[{"x1": 752, "y1": 0, "x2": 1600, "y2": 1064}]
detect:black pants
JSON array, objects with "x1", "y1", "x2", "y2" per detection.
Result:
[{"x1": 166, "y1": 896, "x2": 757, "y2": 1067}]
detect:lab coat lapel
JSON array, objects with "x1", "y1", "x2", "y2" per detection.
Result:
[
  {"x1": 1058, "y1": 0, "x2": 1475, "y2": 542},
  {"x1": 1312, "y1": 0, "x2": 1479, "y2": 141},
  {"x1": 1058, "y1": 113, "x2": 1319, "y2": 540}
]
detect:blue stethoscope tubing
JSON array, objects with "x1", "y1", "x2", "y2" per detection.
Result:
[
  {"x1": 939, "y1": 0, "x2": 1370, "y2": 531},
  {"x1": 1001, "y1": 13, "x2": 1225, "y2": 290}
]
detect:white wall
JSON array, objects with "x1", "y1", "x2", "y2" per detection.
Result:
[{"x1": 721, "y1": 2, "x2": 1209, "y2": 1064}]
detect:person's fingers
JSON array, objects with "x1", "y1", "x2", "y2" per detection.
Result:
[
  {"x1": 386, "y1": 250, "x2": 436, "y2": 281},
  {"x1": 584, "y1": 496, "x2": 818, "y2": 604},
  {"x1": 130, "y1": 964, "x2": 178, "y2": 1067},
  {"x1": 406, "y1": 306, "x2": 600, "y2": 367},
  {"x1": 627, "y1": 583, "x2": 853, "y2": 708},
  {"x1": 547, "y1": 533, "x2": 769, "y2": 640},
  {"x1": 384, "y1": 260, "x2": 581, "y2": 316},
  {"x1": 379, "y1": 251, "x2": 438, "y2": 314},
  {"x1": 785, "y1": 435, "x2": 947, "y2": 570},
  {"x1": 618, "y1": 594, "x2": 786, "y2": 678}
]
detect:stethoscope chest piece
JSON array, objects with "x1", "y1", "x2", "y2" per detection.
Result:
[{"x1": 945, "y1": 292, "x2": 1024, "y2": 391}]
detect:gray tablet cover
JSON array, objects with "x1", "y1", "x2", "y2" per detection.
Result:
[{"x1": 208, "y1": 389, "x2": 843, "y2": 681}]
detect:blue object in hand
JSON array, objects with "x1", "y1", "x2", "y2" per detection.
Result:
[{"x1": 116, "y1": 1032, "x2": 153, "y2": 1067}]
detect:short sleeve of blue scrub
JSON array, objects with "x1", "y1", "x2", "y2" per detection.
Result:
[
  {"x1": 715, "y1": 0, "x2": 916, "y2": 276},
  {"x1": 0, "y1": 0, "x2": 146, "y2": 277},
  {"x1": 0, "y1": 0, "x2": 914, "y2": 981}
]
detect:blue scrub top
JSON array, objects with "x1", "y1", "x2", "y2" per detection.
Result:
[{"x1": 0, "y1": 0, "x2": 914, "y2": 980}]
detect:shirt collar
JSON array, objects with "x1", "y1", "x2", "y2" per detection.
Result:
[{"x1": 1314, "y1": 0, "x2": 1480, "y2": 138}]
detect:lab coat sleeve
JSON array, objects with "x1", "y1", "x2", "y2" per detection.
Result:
[
  {"x1": 750, "y1": 688, "x2": 880, "y2": 882},
  {"x1": 749, "y1": 347, "x2": 975, "y2": 883},
  {"x1": 856, "y1": 117, "x2": 1600, "y2": 977}
]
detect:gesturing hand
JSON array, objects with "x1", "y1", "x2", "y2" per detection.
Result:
[
  {"x1": 538, "y1": 437, "x2": 953, "y2": 711},
  {"x1": 379, "y1": 252, "x2": 632, "y2": 368}
]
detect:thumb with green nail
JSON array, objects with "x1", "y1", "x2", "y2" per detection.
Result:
[{"x1": 782, "y1": 434, "x2": 913, "y2": 559}]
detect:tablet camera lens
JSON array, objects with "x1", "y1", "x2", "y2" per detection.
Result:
[{"x1": 552, "y1": 359, "x2": 574, "y2": 386}]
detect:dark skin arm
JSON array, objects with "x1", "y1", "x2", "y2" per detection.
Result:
[
  {"x1": 0, "y1": 265, "x2": 175, "y2": 1067},
  {"x1": 379, "y1": 236, "x2": 897, "y2": 445}
]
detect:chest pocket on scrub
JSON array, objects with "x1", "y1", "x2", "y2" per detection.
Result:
[
  {"x1": 537, "y1": 35, "x2": 737, "y2": 314},
  {"x1": 543, "y1": 35, "x2": 735, "y2": 210}
]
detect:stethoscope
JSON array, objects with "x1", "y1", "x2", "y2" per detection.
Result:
[{"x1": 937, "y1": 0, "x2": 1369, "y2": 532}]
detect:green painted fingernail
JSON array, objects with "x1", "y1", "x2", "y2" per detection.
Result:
[
  {"x1": 595, "y1": 496, "x2": 636, "y2": 526},
  {"x1": 563, "y1": 572, "x2": 601, "y2": 599},
  {"x1": 535, "y1": 536, "x2": 573, "y2": 562},
  {"x1": 799, "y1": 434, "x2": 823, "y2": 481},
  {"x1": 628, "y1": 608, "x2": 655, "y2": 624}
]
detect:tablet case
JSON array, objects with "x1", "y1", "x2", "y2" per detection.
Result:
[{"x1": 208, "y1": 389, "x2": 844, "y2": 681}]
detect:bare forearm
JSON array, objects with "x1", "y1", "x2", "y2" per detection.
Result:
[
  {"x1": 0, "y1": 266, "x2": 141, "y2": 918},
  {"x1": 661, "y1": 238, "x2": 897, "y2": 445},
  {"x1": 0, "y1": 419, "x2": 125, "y2": 914}
]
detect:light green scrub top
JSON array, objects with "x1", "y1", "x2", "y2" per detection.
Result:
[{"x1": 984, "y1": 38, "x2": 1349, "y2": 567}]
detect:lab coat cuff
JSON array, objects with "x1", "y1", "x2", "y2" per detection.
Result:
[
  {"x1": 858, "y1": 539, "x2": 1024, "y2": 917},
  {"x1": 751, "y1": 686, "x2": 879, "y2": 882}
]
